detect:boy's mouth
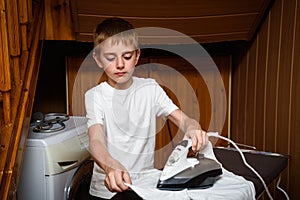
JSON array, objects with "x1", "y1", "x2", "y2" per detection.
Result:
[{"x1": 115, "y1": 72, "x2": 126, "y2": 77}]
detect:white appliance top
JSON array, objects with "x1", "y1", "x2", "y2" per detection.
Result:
[{"x1": 27, "y1": 116, "x2": 89, "y2": 148}]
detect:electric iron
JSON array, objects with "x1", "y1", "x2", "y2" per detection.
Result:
[{"x1": 157, "y1": 139, "x2": 222, "y2": 190}]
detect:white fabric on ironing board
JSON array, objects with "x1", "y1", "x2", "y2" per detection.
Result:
[{"x1": 125, "y1": 141, "x2": 256, "y2": 200}]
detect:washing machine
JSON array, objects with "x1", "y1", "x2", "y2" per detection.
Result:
[{"x1": 18, "y1": 114, "x2": 91, "y2": 200}]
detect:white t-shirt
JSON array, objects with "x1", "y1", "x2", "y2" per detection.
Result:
[{"x1": 85, "y1": 77, "x2": 178, "y2": 199}]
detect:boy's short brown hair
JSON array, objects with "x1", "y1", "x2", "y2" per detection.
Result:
[{"x1": 93, "y1": 18, "x2": 139, "y2": 54}]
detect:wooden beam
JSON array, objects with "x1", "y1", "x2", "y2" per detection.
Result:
[
  {"x1": 18, "y1": 0, "x2": 29, "y2": 24},
  {"x1": 2, "y1": 92, "x2": 11, "y2": 124},
  {"x1": 0, "y1": 0, "x2": 11, "y2": 92},
  {"x1": 44, "y1": 0, "x2": 75, "y2": 40},
  {"x1": 6, "y1": 0, "x2": 20, "y2": 56},
  {"x1": 0, "y1": 0, "x2": 44, "y2": 198}
]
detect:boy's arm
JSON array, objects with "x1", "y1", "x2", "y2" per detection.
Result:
[
  {"x1": 167, "y1": 109, "x2": 208, "y2": 151},
  {"x1": 88, "y1": 124, "x2": 132, "y2": 192}
]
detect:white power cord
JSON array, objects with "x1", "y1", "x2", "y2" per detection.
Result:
[
  {"x1": 207, "y1": 132, "x2": 290, "y2": 200},
  {"x1": 276, "y1": 175, "x2": 290, "y2": 200}
]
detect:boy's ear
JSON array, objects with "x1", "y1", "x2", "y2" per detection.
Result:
[
  {"x1": 135, "y1": 49, "x2": 141, "y2": 65},
  {"x1": 93, "y1": 51, "x2": 103, "y2": 69}
]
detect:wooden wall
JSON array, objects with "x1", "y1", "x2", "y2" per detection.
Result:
[
  {"x1": 231, "y1": 0, "x2": 300, "y2": 199},
  {"x1": 71, "y1": 0, "x2": 273, "y2": 43},
  {"x1": 0, "y1": 0, "x2": 44, "y2": 199}
]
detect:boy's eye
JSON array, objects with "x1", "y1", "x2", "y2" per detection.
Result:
[
  {"x1": 123, "y1": 55, "x2": 132, "y2": 60},
  {"x1": 104, "y1": 51, "x2": 134, "y2": 62},
  {"x1": 106, "y1": 56, "x2": 115, "y2": 62},
  {"x1": 123, "y1": 53, "x2": 133, "y2": 60}
]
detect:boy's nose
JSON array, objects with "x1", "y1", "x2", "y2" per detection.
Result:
[{"x1": 116, "y1": 57, "x2": 124, "y2": 69}]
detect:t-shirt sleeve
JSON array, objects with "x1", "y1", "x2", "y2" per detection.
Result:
[
  {"x1": 154, "y1": 81, "x2": 179, "y2": 118},
  {"x1": 85, "y1": 88, "x2": 104, "y2": 128}
]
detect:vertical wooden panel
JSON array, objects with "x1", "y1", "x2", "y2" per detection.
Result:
[
  {"x1": 6, "y1": 0, "x2": 20, "y2": 56},
  {"x1": 234, "y1": 48, "x2": 248, "y2": 144},
  {"x1": 274, "y1": 1, "x2": 295, "y2": 195},
  {"x1": 20, "y1": 25, "x2": 28, "y2": 51},
  {"x1": 255, "y1": 19, "x2": 268, "y2": 150},
  {"x1": 18, "y1": 0, "x2": 28, "y2": 24},
  {"x1": 12, "y1": 56, "x2": 21, "y2": 88},
  {"x1": 2, "y1": 92, "x2": 11, "y2": 124},
  {"x1": 231, "y1": 0, "x2": 300, "y2": 199},
  {"x1": 0, "y1": 0, "x2": 11, "y2": 92},
  {"x1": 290, "y1": 1, "x2": 300, "y2": 199},
  {"x1": 245, "y1": 39, "x2": 257, "y2": 146},
  {"x1": 276, "y1": 0, "x2": 295, "y2": 154},
  {"x1": 44, "y1": 0, "x2": 75, "y2": 40},
  {"x1": 231, "y1": 43, "x2": 248, "y2": 143},
  {"x1": 0, "y1": 0, "x2": 45, "y2": 198},
  {"x1": 66, "y1": 55, "x2": 99, "y2": 116},
  {"x1": 265, "y1": 0, "x2": 281, "y2": 153},
  {"x1": 73, "y1": 0, "x2": 273, "y2": 43},
  {"x1": 0, "y1": 0, "x2": 11, "y2": 187},
  {"x1": 213, "y1": 55, "x2": 231, "y2": 146}
]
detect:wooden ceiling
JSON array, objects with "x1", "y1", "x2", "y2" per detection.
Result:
[{"x1": 71, "y1": 0, "x2": 273, "y2": 44}]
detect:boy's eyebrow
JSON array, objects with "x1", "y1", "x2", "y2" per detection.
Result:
[
  {"x1": 103, "y1": 50, "x2": 135, "y2": 56},
  {"x1": 103, "y1": 52, "x2": 117, "y2": 56}
]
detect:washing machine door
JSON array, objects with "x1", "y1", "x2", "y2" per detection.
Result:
[{"x1": 65, "y1": 159, "x2": 93, "y2": 200}]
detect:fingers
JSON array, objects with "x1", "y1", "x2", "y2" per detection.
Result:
[
  {"x1": 191, "y1": 130, "x2": 208, "y2": 151},
  {"x1": 123, "y1": 171, "x2": 132, "y2": 185},
  {"x1": 105, "y1": 170, "x2": 131, "y2": 192}
]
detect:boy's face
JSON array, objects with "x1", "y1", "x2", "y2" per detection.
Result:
[{"x1": 93, "y1": 38, "x2": 140, "y2": 89}]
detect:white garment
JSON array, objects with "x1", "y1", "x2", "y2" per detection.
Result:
[
  {"x1": 85, "y1": 77, "x2": 178, "y2": 199},
  {"x1": 125, "y1": 142, "x2": 256, "y2": 200}
]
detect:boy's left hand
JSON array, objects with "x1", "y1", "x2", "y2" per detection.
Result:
[
  {"x1": 185, "y1": 129, "x2": 208, "y2": 151},
  {"x1": 168, "y1": 109, "x2": 208, "y2": 151}
]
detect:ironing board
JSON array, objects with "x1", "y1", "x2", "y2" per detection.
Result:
[
  {"x1": 68, "y1": 147, "x2": 288, "y2": 199},
  {"x1": 213, "y1": 147, "x2": 288, "y2": 198}
]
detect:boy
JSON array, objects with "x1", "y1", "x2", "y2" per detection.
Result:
[{"x1": 85, "y1": 17, "x2": 208, "y2": 199}]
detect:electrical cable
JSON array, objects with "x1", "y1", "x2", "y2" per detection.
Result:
[
  {"x1": 276, "y1": 175, "x2": 290, "y2": 200},
  {"x1": 207, "y1": 132, "x2": 290, "y2": 200},
  {"x1": 166, "y1": 127, "x2": 289, "y2": 199}
]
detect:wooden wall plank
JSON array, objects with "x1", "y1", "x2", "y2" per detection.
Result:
[
  {"x1": 245, "y1": 39, "x2": 257, "y2": 146},
  {"x1": 44, "y1": 0, "x2": 75, "y2": 40},
  {"x1": 27, "y1": 0, "x2": 32, "y2": 21},
  {"x1": 290, "y1": 1, "x2": 300, "y2": 199},
  {"x1": 231, "y1": 42, "x2": 249, "y2": 145},
  {"x1": 76, "y1": 32, "x2": 251, "y2": 44},
  {"x1": 75, "y1": 0, "x2": 265, "y2": 17},
  {"x1": 231, "y1": 0, "x2": 300, "y2": 198},
  {"x1": 247, "y1": 0, "x2": 273, "y2": 40},
  {"x1": 213, "y1": 55, "x2": 231, "y2": 146},
  {"x1": 77, "y1": 15, "x2": 255, "y2": 36},
  {"x1": 20, "y1": 25, "x2": 28, "y2": 51},
  {"x1": 5, "y1": 0, "x2": 20, "y2": 56},
  {"x1": 276, "y1": 0, "x2": 296, "y2": 155},
  {"x1": 0, "y1": 0, "x2": 44, "y2": 198},
  {"x1": 2, "y1": 92, "x2": 11, "y2": 124},
  {"x1": 72, "y1": 0, "x2": 272, "y2": 43},
  {"x1": 0, "y1": 0, "x2": 11, "y2": 92},
  {"x1": 234, "y1": 48, "x2": 248, "y2": 144},
  {"x1": 265, "y1": 0, "x2": 281, "y2": 153},
  {"x1": 230, "y1": 60, "x2": 239, "y2": 141},
  {"x1": 254, "y1": 14, "x2": 268, "y2": 150},
  {"x1": 275, "y1": 0, "x2": 297, "y2": 196},
  {"x1": 18, "y1": 0, "x2": 28, "y2": 24}
]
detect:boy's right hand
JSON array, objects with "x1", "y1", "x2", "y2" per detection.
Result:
[{"x1": 104, "y1": 159, "x2": 132, "y2": 192}]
